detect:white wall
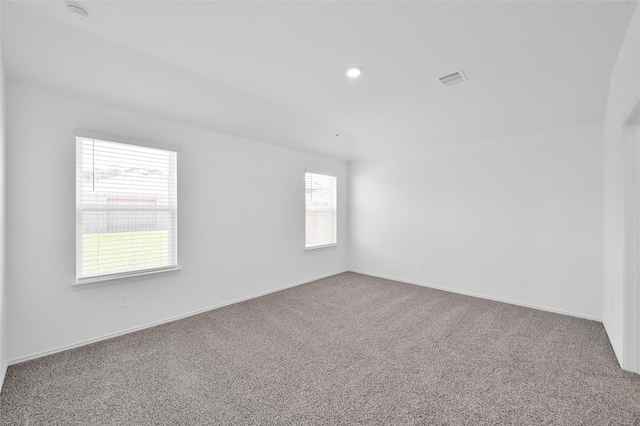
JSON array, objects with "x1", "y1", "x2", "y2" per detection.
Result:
[
  {"x1": 0, "y1": 1, "x2": 7, "y2": 388},
  {"x1": 603, "y1": 5, "x2": 640, "y2": 365},
  {"x1": 350, "y1": 122, "x2": 604, "y2": 320},
  {"x1": 6, "y1": 82, "x2": 349, "y2": 363}
]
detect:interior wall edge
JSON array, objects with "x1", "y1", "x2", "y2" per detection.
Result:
[
  {"x1": 0, "y1": 0, "x2": 7, "y2": 393},
  {"x1": 5, "y1": 79, "x2": 351, "y2": 164},
  {"x1": 603, "y1": 319, "x2": 624, "y2": 369}
]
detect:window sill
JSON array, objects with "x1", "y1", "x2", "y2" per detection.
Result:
[
  {"x1": 305, "y1": 244, "x2": 338, "y2": 252},
  {"x1": 72, "y1": 267, "x2": 182, "y2": 289}
]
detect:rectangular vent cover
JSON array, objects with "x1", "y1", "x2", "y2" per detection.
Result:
[{"x1": 439, "y1": 70, "x2": 468, "y2": 86}]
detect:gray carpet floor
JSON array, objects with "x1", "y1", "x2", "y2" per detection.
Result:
[{"x1": 1, "y1": 272, "x2": 639, "y2": 425}]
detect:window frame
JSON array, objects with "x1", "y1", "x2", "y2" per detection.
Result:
[
  {"x1": 74, "y1": 134, "x2": 179, "y2": 287},
  {"x1": 304, "y1": 171, "x2": 338, "y2": 251}
]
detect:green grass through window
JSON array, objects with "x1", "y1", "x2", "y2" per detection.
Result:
[{"x1": 82, "y1": 230, "x2": 170, "y2": 276}]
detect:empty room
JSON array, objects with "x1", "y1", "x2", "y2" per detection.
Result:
[{"x1": 0, "y1": 0, "x2": 640, "y2": 424}]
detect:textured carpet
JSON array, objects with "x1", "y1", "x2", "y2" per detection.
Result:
[{"x1": 1, "y1": 272, "x2": 639, "y2": 425}]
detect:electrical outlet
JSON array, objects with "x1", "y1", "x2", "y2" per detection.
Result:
[
  {"x1": 417, "y1": 261, "x2": 424, "y2": 270},
  {"x1": 119, "y1": 293, "x2": 130, "y2": 308}
]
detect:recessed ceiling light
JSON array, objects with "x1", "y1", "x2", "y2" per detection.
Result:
[
  {"x1": 66, "y1": 1, "x2": 90, "y2": 21},
  {"x1": 346, "y1": 67, "x2": 362, "y2": 78}
]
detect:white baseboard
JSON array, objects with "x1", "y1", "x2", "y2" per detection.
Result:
[
  {"x1": 8, "y1": 271, "x2": 347, "y2": 366},
  {"x1": 0, "y1": 361, "x2": 6, "y2": 391},
  {"x1": 350, "y1": 270, "x2": 602, "y2": 322},
  {"x1": 8, "y1": 269, "x2": 601, "y2": 367}
]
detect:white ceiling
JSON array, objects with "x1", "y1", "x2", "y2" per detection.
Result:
[{"x1": 2, "y1": 1, "x2": 637, "y2": 160}]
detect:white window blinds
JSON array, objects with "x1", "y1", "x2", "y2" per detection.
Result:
[
  {"x1": 305, "y1": 172, "x2": 337, "y2": 248},
  {"x1": 76, "y1": 137, "x2": 177, "y2": 282}
]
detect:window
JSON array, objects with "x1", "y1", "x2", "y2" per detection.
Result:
[
  {"x1": 76, "y1": 137, "x2": 177, "y2": 283},
  {"x1": 305, "y1": 172, "x2": 337, "y2": 249}
]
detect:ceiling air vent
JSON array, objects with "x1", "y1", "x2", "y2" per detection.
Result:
[{"x1": 438, "y1": 70, "x2": 468, "y2": 87}]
